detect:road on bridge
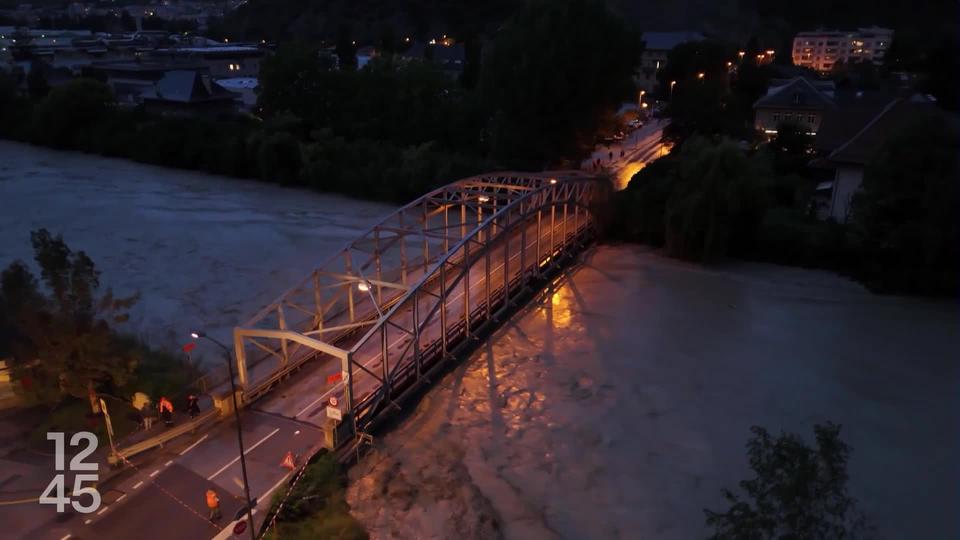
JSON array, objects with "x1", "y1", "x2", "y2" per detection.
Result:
[{"x1": 27, "y1": 192, "x2": 585, "y2": 540}]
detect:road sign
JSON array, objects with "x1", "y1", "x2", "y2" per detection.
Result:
[
  {"x1": 329, "y1": 396, "x2": 338, "y2": 407},
  {"x1": 326, "y1": 406, "x2": 342, "y2": 421},
  {"x1": 233, "y1": 520, "x2": 247, "y2": 535}
]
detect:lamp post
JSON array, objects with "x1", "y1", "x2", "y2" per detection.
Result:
[
  {"x1": 669, "y1": 80, "x2": 676, "y2": 103},
  {"x1": 638, "y1": 89, "x2": 646, "y2": 109},
  {"x1": 190, "y1": 331, "x2": 257, "y2": 540}
]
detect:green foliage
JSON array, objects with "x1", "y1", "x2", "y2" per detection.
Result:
[
  {"x1": 0, "y1": 230, "x2": 140, "y2": 408},
  {"x1": 32, "y1": 78, "x2": 115, "y2": 148},
  {"x1": 264, "y1": 454, "x2": 368, "y2": 540},
  {"x1": 480, "y1": 0, "x2": 639, "y2": 166},
  {"x1": 850, "y1": 116, "x2": 960, "y2": 295},
  {"x1": 617, "y1": 138, "x2": 767, "y2": 261},
  {"x1": 705, "y1": 423, "x2": 869, "y2": 539}
]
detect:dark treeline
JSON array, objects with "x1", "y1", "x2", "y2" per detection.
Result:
[{"x1": 0, "y1": 0, "x2": 638, "y2": 204}]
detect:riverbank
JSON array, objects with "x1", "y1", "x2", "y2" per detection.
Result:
[{"x1": 345, "y1": 244, "x2": 959, "y2": 539}]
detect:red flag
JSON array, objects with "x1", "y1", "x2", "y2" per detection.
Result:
[
  {"x1": 326, "y1": 372, "x2": 342, "y2": 384},
  {"x1": 182, "y1": 342, "x2": 196, "y2": 353}
]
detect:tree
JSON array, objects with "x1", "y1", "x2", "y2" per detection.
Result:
[
  {"x1": 32, "y1": 78, "x2": 114, "y2": 148},
  {"x1": 26, "y1": 60, "x2": 50, "y2": 99},
  {"x1": 705, "y1": 423, "x2": 869, "y2": 539},
  {"x1": 851, "y1": 115, "x2": 959, "y2": 294},
  {"x1": 0, "y1": 230, "x2": 140, "y2": 410},
  {"x1": 480, "y1": 0, "x2": 639, "y2": 166},
  {"x1": 663, "y1": 137, "x2": 767, "y2": 261}
]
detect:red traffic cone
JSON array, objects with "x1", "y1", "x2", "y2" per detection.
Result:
[{"x1": 280, "y1": 451, "x2": 296, "y2": 470}]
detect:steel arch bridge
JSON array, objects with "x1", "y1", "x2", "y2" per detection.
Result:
[{"x1": 228, "y1": 171, "x2": 610, "y2": 442}]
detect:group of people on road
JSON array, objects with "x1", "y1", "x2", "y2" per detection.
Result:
[{"x1": 137, "y1": 394, "x2": 202, "y2": 431}]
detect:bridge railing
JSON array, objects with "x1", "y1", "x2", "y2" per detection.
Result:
[
  {"x1": 342, "y1": 173, "x2": 610, "y2": 434},
  {"x1": 230, "y1": 172, "x2": 592, "y2": 405}
]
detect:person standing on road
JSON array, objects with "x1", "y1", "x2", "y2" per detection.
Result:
[
  {"x1": 142, "y1": 399, "x2": 156, "y2": 430},
  {"x1": 206, "y1": 489, "x2": 221, "y2": 522},
  {"x1": 159, "y1": 396, "x2": 174, "y2": 427},
  {"x1": 187, "y1": 394, "x2": 200, "y2": 418}
]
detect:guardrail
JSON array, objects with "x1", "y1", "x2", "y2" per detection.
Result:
[{"x1": 107, "y1": 408, "x2": 219, "y2": 465}]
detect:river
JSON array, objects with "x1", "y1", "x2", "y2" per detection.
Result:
[
  {"x1": 345, "y1": 246, "x2": 959, "y2": 540},
  {"x1": 0, "y1": 140, "x2": 394, "y2": 354},
  {"x1": 1, "y1": 142, "x2": 957, "y2": 539}
]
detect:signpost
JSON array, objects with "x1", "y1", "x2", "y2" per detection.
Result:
[{"x1": 326, "y1": 406, "x2": 342, "y2": 421}]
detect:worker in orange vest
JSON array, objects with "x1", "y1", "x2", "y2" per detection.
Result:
[
  {"x1": 206, "y1": 489, "x2": 221, "y2": 522},
  {"x1": 159, "y1": 396, "x2": 174, "y2": 427}
]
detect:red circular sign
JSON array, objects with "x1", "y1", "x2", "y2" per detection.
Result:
[
  {"x1": 233, "y1": 520, "x2": 247, "y2": 535},
  {"x1": 329, "y1": 396, "x2": 339, "y2": 407}
]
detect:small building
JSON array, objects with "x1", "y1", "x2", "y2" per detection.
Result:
[
  {"x1": 812, "y1": 94, "x2": 939, "y2": 222},
  {"x1": 635, "y1": 31, "x2": 705, "y2": 93},
  {"x1": 753, "y1": 77, "x2": 836, "y2": 137},
  {"x1": 152, "y1": 45, "x2": 265, "y2": 79},
  {"x1": 88, "y1": 59, "x2": 207, "y2": 105},
  {"x1": 141, "y1": 69, "x2": 238, "y2": 116},
  {"x1": 215, "y1": 77, "x2": 258, "y2": 110},
  {"x1": 792, "y1": 27, "x2": 893, "y2": 73}
]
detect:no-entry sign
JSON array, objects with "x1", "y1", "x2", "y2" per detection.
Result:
[
  {"x1": 233, "y1": 520, "x2": 247, "y2": 535},
  {"x1": 329, "y1": 396, "x2": 338, "y2": 407}
]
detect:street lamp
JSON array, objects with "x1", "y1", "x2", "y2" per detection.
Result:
[
  {"x1": 669, "y1": 80, "x2": 676, "y2": 101},
  {"x1": 697, "y1": 72, "x2": 705, "y2": 80},
  {"x1": 190, "y1": 331, "x2": 257, "y2": 540},
  {"x1": 638, "y1": 89, "x2": 646, "y2": 109}
]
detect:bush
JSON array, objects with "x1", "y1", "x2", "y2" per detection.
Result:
[
  {"x1": 264, "y1": 454, "x2": 367, "y2": 540},
  {"x1": 32, "y1": 78, "x2": 115, "y2": 148}
]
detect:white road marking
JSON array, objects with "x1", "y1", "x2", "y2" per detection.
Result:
[
  {"x1": 115, "y1": 494, "x2": 126, "y2": 502},
  {"x1": 148, "y1": 470, "x2": 159, "y2": 478},
  {"x1": 96, "y1": 507, "x2": 108, "y2": 516},
  {"x1": 84, "y1": 519, "x2": 91, "y2": 525},
  {"x1": 178, "y1": 433, "x2": 209, "y2": 456},
  {"x1": 207, "y1": 428, "x2": 280, "y2": 480},
  {"x1": 59, "y1": 534, "x2": 71, "y2": 540},
  {"x1": 132, "y1": 481, "x2": 144, "y2": 489},
  {"x1": 164, "y1": 460, "x2": 173, "y2": 467}
]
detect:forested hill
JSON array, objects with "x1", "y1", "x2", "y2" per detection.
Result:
[{"x1": 208, "y1": 0, "x2": 516, "y2": 44}]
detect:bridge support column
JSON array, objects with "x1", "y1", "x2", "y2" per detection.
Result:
[{"x1": 233, "y1": 328, "x2": 249, "y2": 391}]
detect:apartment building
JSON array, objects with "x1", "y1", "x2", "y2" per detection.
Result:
[{"x1": 792, "y1": 27, "x2": 893, "y2": 73}]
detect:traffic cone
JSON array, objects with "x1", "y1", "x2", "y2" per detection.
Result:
[{"x1": 280, "y1": 451, "x2": 296, "y2": 470}]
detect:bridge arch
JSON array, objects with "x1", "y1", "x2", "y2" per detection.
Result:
[{"x1": 228, "y1": 171, "x2": 610, "y2": 440}]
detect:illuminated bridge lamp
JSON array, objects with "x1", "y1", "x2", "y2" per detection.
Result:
[{"x1": 357, "y1": 281, "x2": 371, "y2": 292}]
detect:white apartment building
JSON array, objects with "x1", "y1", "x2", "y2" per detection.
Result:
[{"x1": 792, "y1": 27, "x2": 893, "y2": 72}]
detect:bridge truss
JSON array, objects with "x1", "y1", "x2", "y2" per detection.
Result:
[{"x1": 231, "y1": 171, "x2": 610, "y2": 439}]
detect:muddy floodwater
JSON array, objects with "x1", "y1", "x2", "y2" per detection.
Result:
[
  {"x1": 0, "y1": 140, "x2": 394, "y2": 353},
  {"x1": 346, "y1": 246, "x2": 959, "y2": 540}
]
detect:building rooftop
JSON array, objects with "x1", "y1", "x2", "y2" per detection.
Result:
[
  {"x1": 143, "y1": 69, "x2": 236, "y2": 103},
  {"x1": 754, "y1": 77, "x2": 836, "y2": 111},
  {"x1": 824, "y1": 94, "x2": 940, "y2": 165},
  {"x1": 215, "y1": 77, "x2": 258, "y2": 89}
]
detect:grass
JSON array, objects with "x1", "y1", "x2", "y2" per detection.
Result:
[{"x1": 262, "y1": 453, "x2": 368, "y2": 540}]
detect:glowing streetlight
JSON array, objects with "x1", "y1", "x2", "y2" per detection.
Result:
[
  {"x1": 478, "y1": 195, "x2": 490, "y2": 203},
  {"x1": 738, "y1": 50, "x2": 745, "y2": 59},
  {"x1": 697, "y1": 72, "x2": 705, "y2": 80},
  {"x1": 669, "y1": 80, "x2": 676, "y2": 102},
  {"x1": 357, "y1": 281, "x2": 371, "y2": 292},
  {"x1": 549, "y1": 178, "x2": 558, "y2": 185},
  {"x1": 189, "y1": 331, "x2": 256, "y2": 540}
]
